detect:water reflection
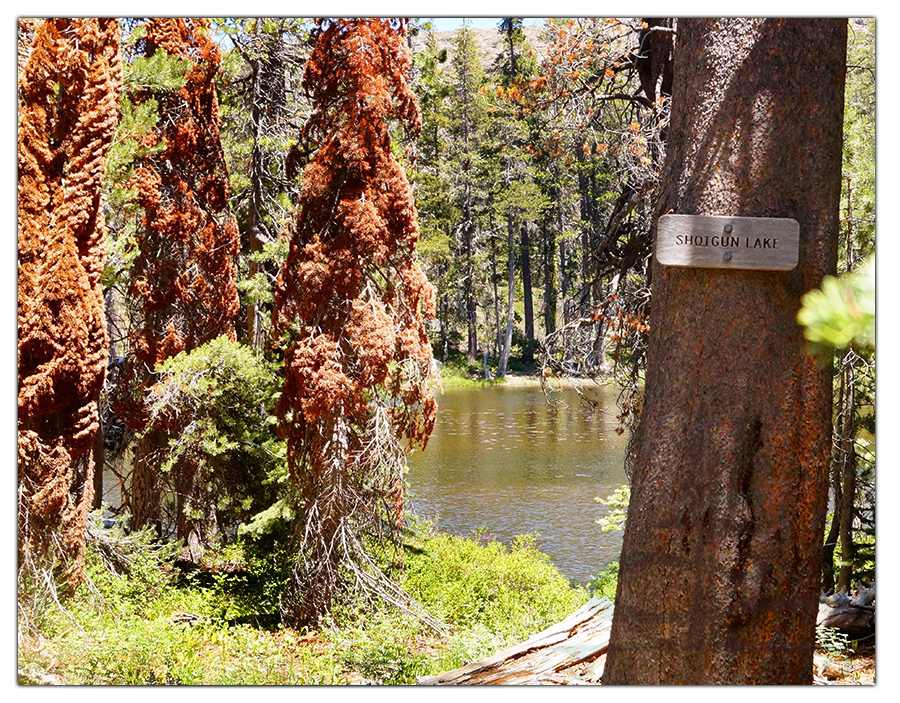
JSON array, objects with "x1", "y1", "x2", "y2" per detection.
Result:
[{"x1": 406, "y1": 382, "x2": 628, "y2": 586}]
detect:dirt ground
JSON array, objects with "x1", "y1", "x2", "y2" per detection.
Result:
[{"x1": 815, "y1": 646, "x2": 875, "y2": 685}]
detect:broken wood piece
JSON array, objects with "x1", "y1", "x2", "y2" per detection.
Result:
[{"x1": 417, "y1": 596, "x2": 614, "y2": 685}]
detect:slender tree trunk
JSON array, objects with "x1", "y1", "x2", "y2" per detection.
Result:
[
  {"x1": 491, "y1": 234, "x2": 501, "y2": 359},
  {"x1": 822, "y1": 361, "x2": 846, "y2": 595},
  {"x1": 458, "y1": 44, "x2": 478, "y2": 366},
  {"x1": 821, "y1": 506, "x2": 840, "y2": 595},
  {"x1": 834, "y1": 186, "x2": 859, "y2": 594},
  {"x1": 836, "y1": 356, "x2": 857, "y2": 593},
  {"x1": 521, "y1": 225, "x2": 534, "y2": 366},
  {"x1": 497, "y1": 215, "x2": 516, "y2": 377},
  {"x1": 603, "y1": 18, "x2": 847, "y2": 685},
  {"x1": 245, "y1": 190, "x2": 263, "y2": 346},
  {"x1": 91, "y1": 418, "x2": 105, "y2": 510},
  {"x1": 439, "y1": 290, "x2": 449, "y2": 362},
  {"x1": 578, "y1": 163, "x2": 591, "y2": 307},
  {"x1": 95, "y1": 291, "x2": 121, "y2": 512},
  {"x1": 245, "y1": 22, "x2": 266, "y2": 348},
  {"x1": 543, "y1": 205, "x2": 560, "y2": 337},
  {"x1": 465, "y1": 222, "x2": 478, "y2": 363},
  {"x1": 175, "y1": 460, "x2": 205, "y2": 561}
]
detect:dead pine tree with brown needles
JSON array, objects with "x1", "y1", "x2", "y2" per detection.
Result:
[
  {"x1": 273, "y1": 18, "x2": 441, "y2": 630},
  {"x1": 17, "y1": 18, "x2": 122, "y2": 619}
]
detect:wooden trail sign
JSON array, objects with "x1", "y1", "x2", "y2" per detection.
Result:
[{"x1": 656, "y1": 214, "x2": 799, "y2": 271}]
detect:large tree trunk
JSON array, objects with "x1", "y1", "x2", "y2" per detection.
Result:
[
  {"x1": 272, "y1": 19, "x2": 435, "y2": 626},
  {"x1": 603, "y1": 18, "x2": 847, "y2": 685}
]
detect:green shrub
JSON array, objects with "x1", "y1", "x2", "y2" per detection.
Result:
[
  {"x1": 403, "y1": 528, "x2": 586, "y2": 645},
  {"x1": 145, "y1": 336, "x2": 287, "y2": 537},
  {"x1": 21, "y1": 512, "x2": 590, "y2": 685},
  {"x1": 816, "y1": 626, "x2": 852, "y2": 656},
  {"x1": 595, "y1": 484, "x2": 630, "y2": 533},
  {"x1": 49, "y1": 609, "x2": 343, "y2": 685},
  {"x1": 797, "y1": 256, "x2": 875, "y2": 356},
  {"x1": 442, "y1": 623, "x2": 506, "y2": 669},
  {"x1": 207, "y1": 539, "x2": 294, "y2": 623},
  {"x1": 588, "y1": 560, "x2": 619, "y2": 601},
  {"x1": 331, "y1": 611, "x2": 431, "y2": 684}
]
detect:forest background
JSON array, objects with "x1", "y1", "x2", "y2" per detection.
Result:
[{"x1": 12, "y1": 10, "x2": 884, "y2": 686}]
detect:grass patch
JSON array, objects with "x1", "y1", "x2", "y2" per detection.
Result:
[
  {"x1": 437, "y1": 356, "x2": 506, "y2": 388},
  {"x1": 403, "y1": 528, "x2": 586, "y2": 655}
]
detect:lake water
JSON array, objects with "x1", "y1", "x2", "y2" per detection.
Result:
[{"x1": 406, "y1": 382, "x2": 629, "y2": 587}]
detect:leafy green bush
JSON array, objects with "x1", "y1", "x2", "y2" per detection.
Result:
[
  {"x1": 324, "y1": 524, "x2": 588, "y2": 681},
  {"x1": 588, "y1": 485, "x2": 629, "y2": 601},
  {"x1": 47, "y1": 606, "x2": 342, "y2": 685},
  {"x1": 24, "y1": 532, "x2": 344, "y2": 685},
  {"x1": 797, "y1": 257, "x2": 874, "y2": 356},
  {"x1": 207, "y1": 539, "x2": 295, "y2": 623},
  {"x1": 21, "y1": 511, "x2": 590, "y2": 685},
  {"x1": 81, "y1": 515, "x2": 180, "y2": 613},
  {"x1": 442, "y1": 623, "x2": 506, "y2": 667}
]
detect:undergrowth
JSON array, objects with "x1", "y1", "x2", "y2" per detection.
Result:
[{"x1": 18, "y1": 513, "x2": 588, "y2": 685}]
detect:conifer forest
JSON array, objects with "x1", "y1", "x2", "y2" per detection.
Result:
[{"x1": 17, "y1": 18, "x2": 875, "y2": 685}]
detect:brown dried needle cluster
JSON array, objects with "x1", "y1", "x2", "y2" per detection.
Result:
[
  {"x1": 125, "y1": 18, "x2": 240, "y2": 380},
  {"x1": 17, "y1": 18, "x2": 122, "y2": 591}
]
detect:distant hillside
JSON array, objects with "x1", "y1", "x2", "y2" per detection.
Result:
[{"x1": 411, "y1": 24, "x2": 550, "y2": 70}]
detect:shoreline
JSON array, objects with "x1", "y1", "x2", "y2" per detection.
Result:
[{"x1": 438, "y1": 371, "x2": 616, "y2": 390}]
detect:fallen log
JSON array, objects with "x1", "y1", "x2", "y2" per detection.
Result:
[
  {"x1": 817, "y1": 583, "x2": 875, "y2": 642},
  {"x1": 417, "y1": 596, "x2": 614, "y2": 685},
  {"x1": 420, "y1": 592, "x2": 871, "y2": 685}
]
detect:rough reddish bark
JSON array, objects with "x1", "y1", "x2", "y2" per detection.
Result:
[
  {"x1": 273, "y1": 18, "x2": 436, "y2": 625},
  {"x1": 121, "y1": 18, "x2": 240, "y2": 546},
  {"x1": 602, "y1": 18, "x2": 847, "y2": 685},
  {"x1": 17, "y1": 18, "x2": 122, "y2": 592}
]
